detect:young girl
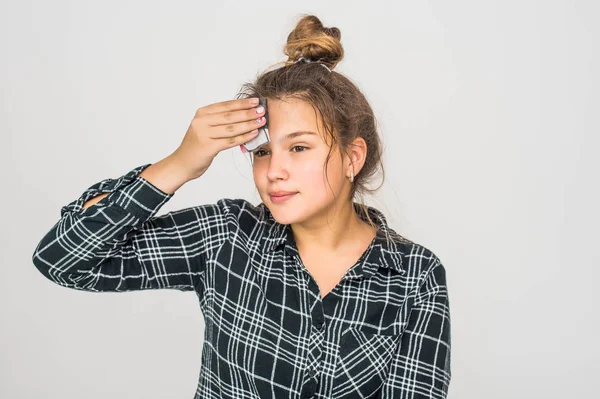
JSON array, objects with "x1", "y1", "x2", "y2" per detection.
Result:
[{"x1": 33, "y1": 14, "x2": 451, "y2": 399}]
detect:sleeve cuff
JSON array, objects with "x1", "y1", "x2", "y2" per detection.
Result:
[
  {"x1": 107, "y1": 174, "x2": 174, "y2": 220},
  {"x1": 63, "y1": 163, "x2": 174, "y2": 221}
]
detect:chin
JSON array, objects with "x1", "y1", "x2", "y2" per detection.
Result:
[{"x1": 267, "y1": 206, "x2": 301, "y2": 225}]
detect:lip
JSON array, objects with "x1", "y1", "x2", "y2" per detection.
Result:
[
  {"x1": 269, "y1": 191, "x2": 297, "y2": 197},
  {"x1": 269, "y1": 192, "x2": 298, "y2": 204}
]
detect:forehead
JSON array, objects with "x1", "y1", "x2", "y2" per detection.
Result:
[{"x1": 265, "y1": 97, "x2": 326, "y2": 143}]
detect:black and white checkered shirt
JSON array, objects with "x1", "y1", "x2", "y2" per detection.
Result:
[{"x1": 33, "y1": 163, "x2": 452, "y2": 398}]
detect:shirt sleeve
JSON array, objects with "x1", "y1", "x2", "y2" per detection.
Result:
[
  {"x1": 31, "y1": 163, "x2": 230, "y2": 293},
  {"x1": 378, "y1": 258, "x2": 452, "y2": 398}
]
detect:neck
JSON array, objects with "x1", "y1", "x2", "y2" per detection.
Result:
[{"x1": 291, "y1": 201, "x2": 373, "y2": 252}]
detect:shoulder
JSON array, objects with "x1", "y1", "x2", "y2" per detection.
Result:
[
  {"x1": 214, "y1": 198, "x2": 277, "y2": 237},
  {"x1": 214, "y1": 198, "x2": 270, "y2": 222},
  {"x1": 358, "y1": 202, "x2": 445, "y2": 280},
  {"x1": 384, "y1": 227, "x2": 446, "y2": 281}
]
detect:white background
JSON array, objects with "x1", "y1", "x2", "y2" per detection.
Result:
[{"x1": 2, "y1": 0, "x2": 598, "y2": 398}]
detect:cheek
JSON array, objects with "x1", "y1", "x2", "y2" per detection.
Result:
[
  {"x1": 300, "y1": 160, "x2": 343, "y2": 192},
  {"x1": 251, "y1": 154, "x2": 338, "y2": 189},
  {"x1": 252, "y1": 165, "x2": 264, "y2": 186},
  {"x1": 298, "y1": 161, "x2": 322, "y2": 177},
  {"x1": 293, "y1": 160, "x2": 327, "y2": 188}
]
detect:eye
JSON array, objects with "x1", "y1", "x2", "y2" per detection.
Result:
[
  {"x1": 254, "y1": 149, "x2": 268, "y2": 157},
  {"x1": 253, "y1": 146, "x2": 308, "y2": 158}
]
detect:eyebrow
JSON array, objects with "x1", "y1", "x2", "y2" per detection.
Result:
[
  {"x1": 254, "y1": 131, "x2": 319, "y2": 153},
  {"x1": 283, "y1": 131, "x2": 318, "y2": 140}
]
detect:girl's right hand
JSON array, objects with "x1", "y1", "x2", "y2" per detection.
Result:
[{"x1": 171, "y1": 97, "x2": 266, "y2": 181}]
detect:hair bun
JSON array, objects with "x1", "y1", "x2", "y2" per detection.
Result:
[{"x1": 283, "y1": 15, "x2": 344, "y2": 70}]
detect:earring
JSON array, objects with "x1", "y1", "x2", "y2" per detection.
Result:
[{"x1": 349, "y1": 171, "x2": 354, "y2": 183}]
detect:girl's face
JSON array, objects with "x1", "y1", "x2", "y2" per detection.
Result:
[{"x1": 252, "y1": 97, "x2": 349, "y2": 225}]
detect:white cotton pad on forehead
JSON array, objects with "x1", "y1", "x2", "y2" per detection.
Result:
[{"x1": 243, "y1": 97, "x2": 270, "y2": 152}]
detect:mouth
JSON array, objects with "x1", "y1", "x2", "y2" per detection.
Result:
[{"x1": 269, "y1": 192, "x2": 298, "y2": 203}]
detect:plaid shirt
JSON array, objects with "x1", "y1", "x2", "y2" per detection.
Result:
[{"x1": 33, "y1": 163, "x2": 452, "y2": 398}]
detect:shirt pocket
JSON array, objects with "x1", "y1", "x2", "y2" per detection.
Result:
[{"x1": 331, "y1": 326, "x2": 402, "y2": 398}]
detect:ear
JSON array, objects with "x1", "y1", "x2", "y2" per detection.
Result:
[{"x1": 344, "y1": 137, "x2": 367, "y2": 179}]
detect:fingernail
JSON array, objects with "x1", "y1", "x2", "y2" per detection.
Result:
[
  {"x1": 240, "y1": 145, "x2": 247, "y2": 154},
  {"x1": 250, "y1": 98, "x2": 259, "y2": 104}
]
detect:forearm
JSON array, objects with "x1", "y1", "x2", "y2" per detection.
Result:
[
  {"x1": 138, "y1": 154, "x2": 191, "y2": 195},
  {"x1": 33, "y1": 163, "x2": 177, "y2": 292},
  {"x1": 82, "y1": 154, "x2": 189, "y2": 210}
]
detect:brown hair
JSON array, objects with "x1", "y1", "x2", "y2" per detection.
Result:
[{"x1": 236, "y1": 14, "x2": 386, "y2": 229}]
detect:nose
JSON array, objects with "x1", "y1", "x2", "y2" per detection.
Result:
[{"x1": 266, "y1": 150, "x2": 290, "y2": 181}]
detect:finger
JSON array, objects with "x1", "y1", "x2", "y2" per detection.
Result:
[
  {"x1": 216, "y1": 129, "x2": 260, "y2": 151},
  {"x1": 203, "y1": 104, "x2": 265, "y2": 127},
  {"x1": 210, "y1": 116, "x2": 266, "y2": 139},
  {"x1": 197, "y1": 97, "x2": 259, "y2": 117}
]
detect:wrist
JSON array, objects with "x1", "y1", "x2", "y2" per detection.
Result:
[{"x1": 139, "y1": 155, "x2": 190, "y2": 195}]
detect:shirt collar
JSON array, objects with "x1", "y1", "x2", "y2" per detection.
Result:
[{"x1": 260, "y1": 202, "x2": 406, "y2": 278}]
